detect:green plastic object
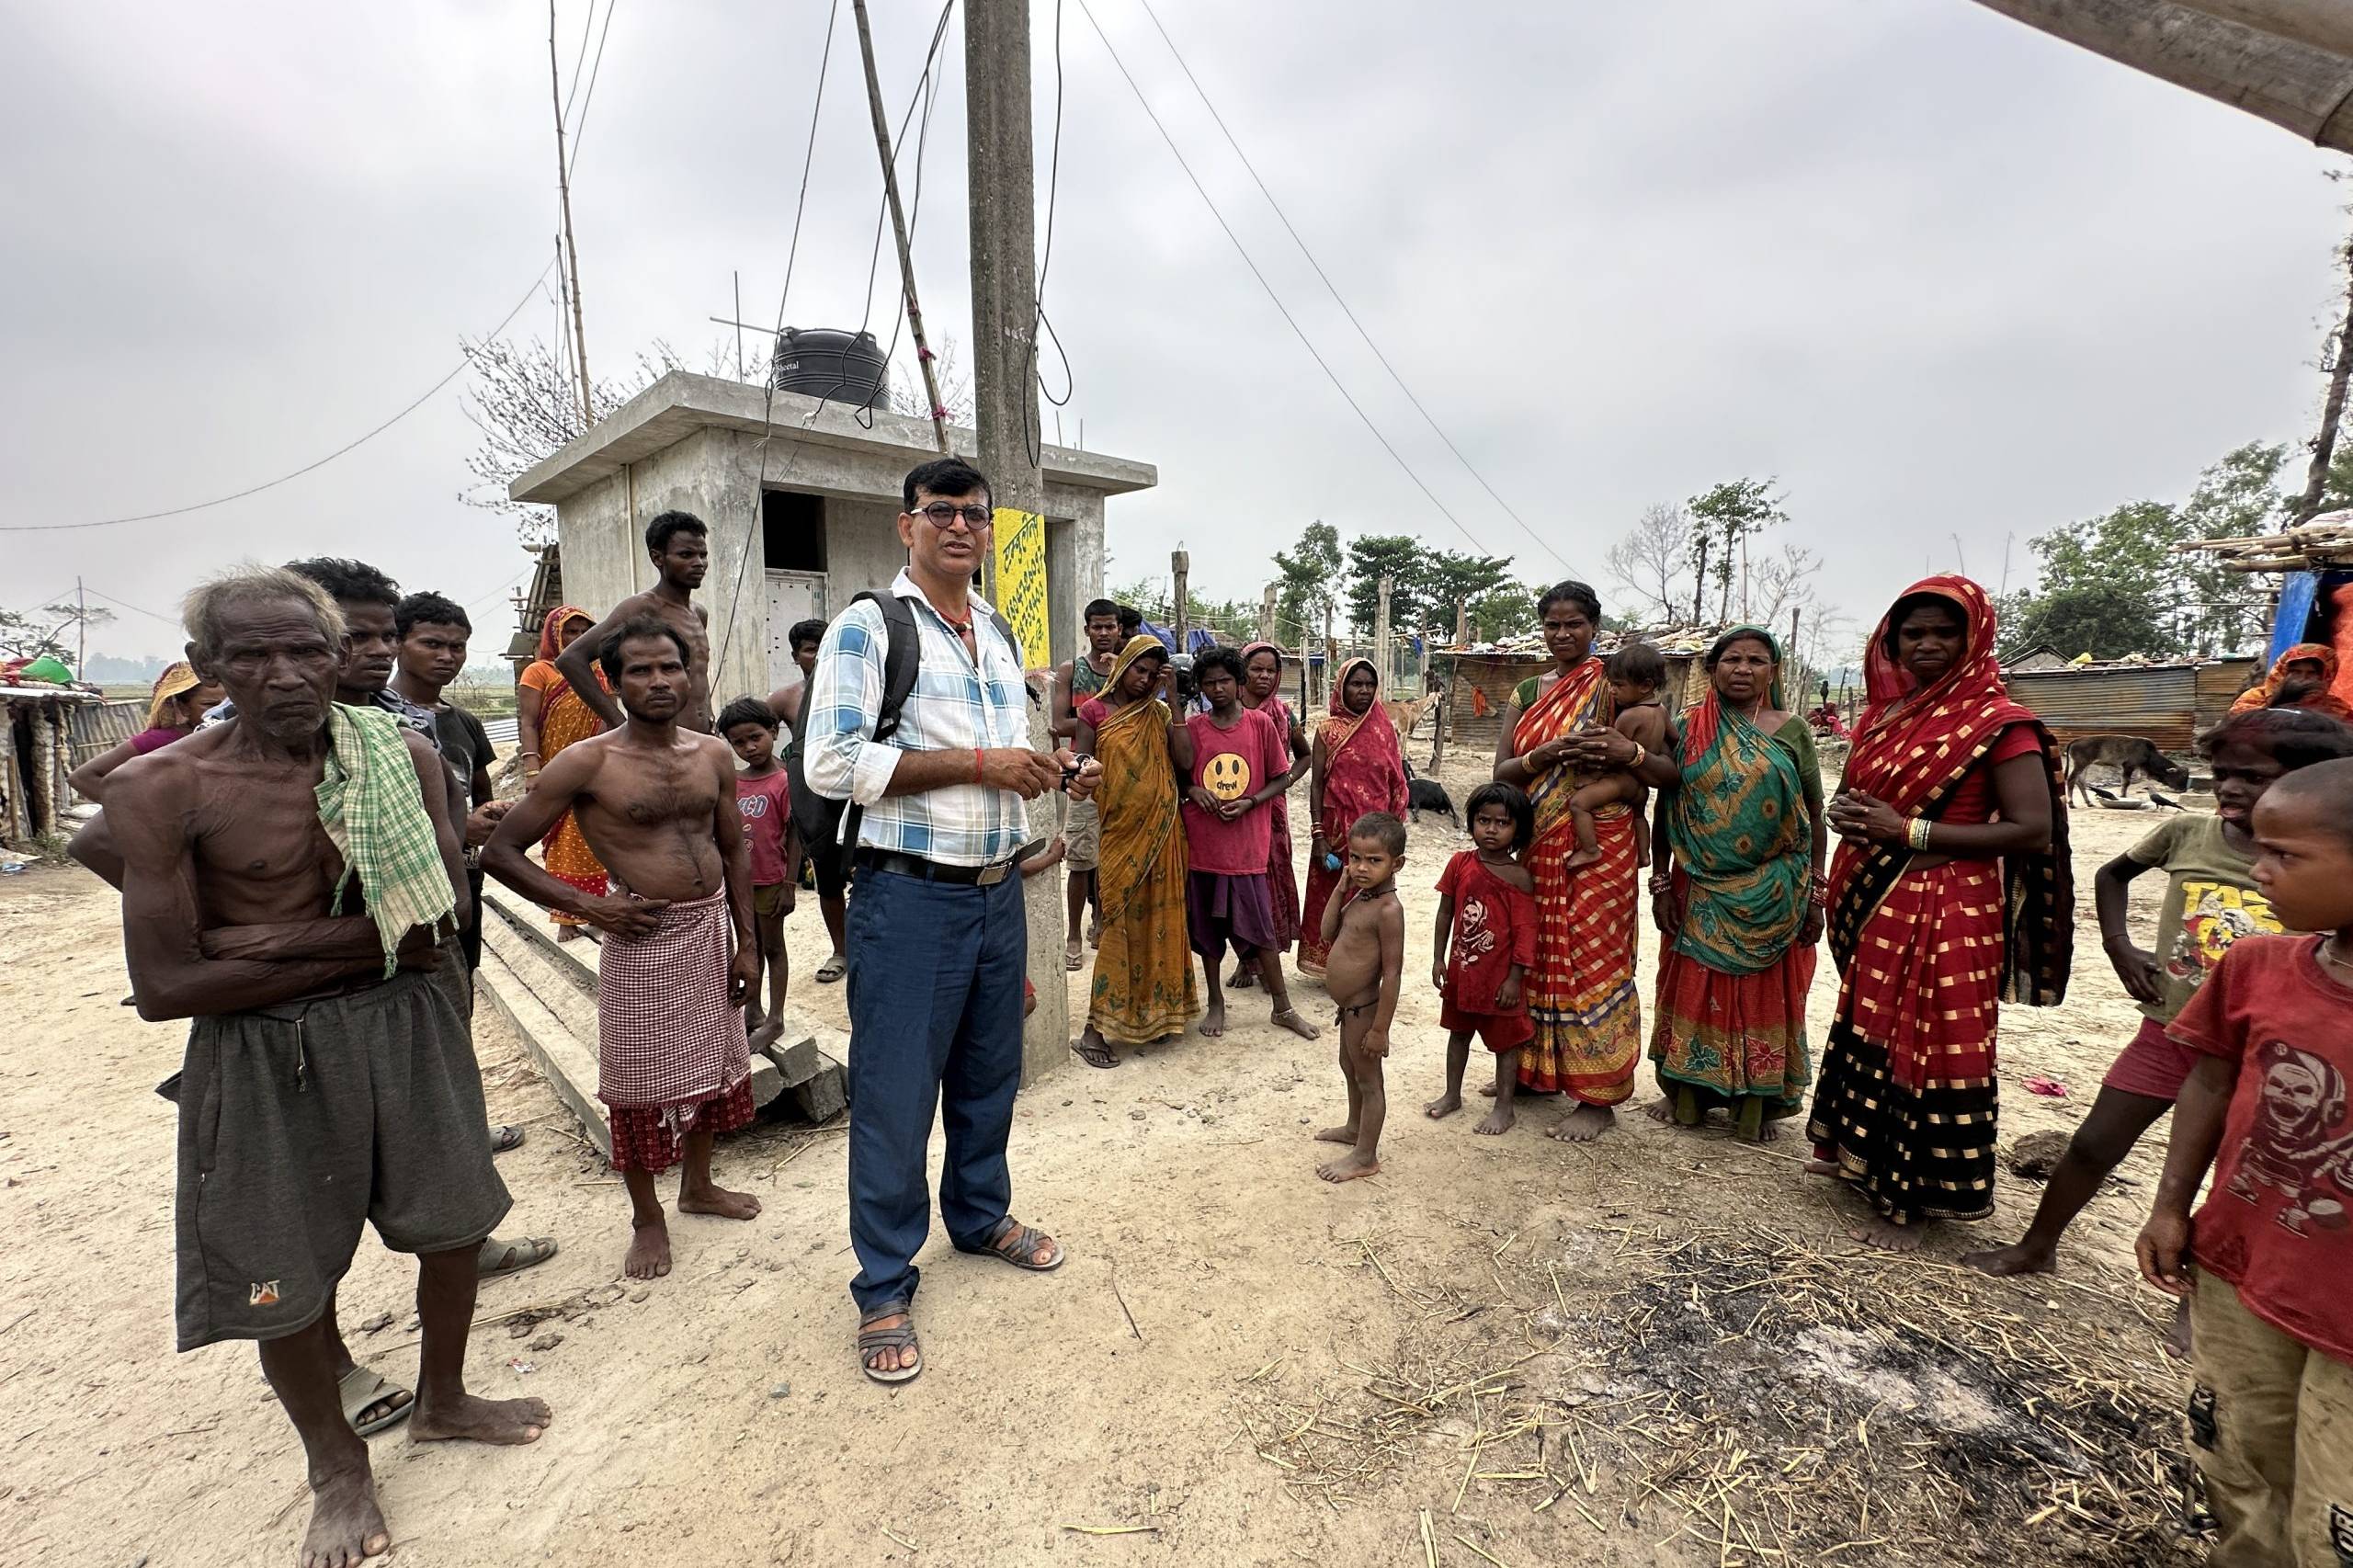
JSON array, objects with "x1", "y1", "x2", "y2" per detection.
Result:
[{"x1": 17, "y1": 655, "x2": 73, "y2": 683}]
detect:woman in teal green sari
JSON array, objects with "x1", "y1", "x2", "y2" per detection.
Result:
[{"x1": 1646, "y1": 628, "x2": 1827, "y2": 1141}]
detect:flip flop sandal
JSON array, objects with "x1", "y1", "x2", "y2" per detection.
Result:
[
  {"x1": 489, "y1": 1124, "x2": 526, "y2": 1154},
  {"x1": 979, "y1": 1216, "x2": 1065, "y2": 1272},
  {"x1": 338, "y1": 1364, "x2": 414, "y2": 1438},
  {"x1": 1072, "y1": 1038, "x2": 1120, "y2": 1070},
  {"x1": 478, "y1": 1233, "x2": 559, "y2": 1280},
  {"x1": 1064, "y1": 948, "x2": 1086, "y2": 971},
  {"x1": 858, "y1": 1303, "x2": 922, "y2": 1385},
  {"x1": 815, "y1": 956, "x2": 848, "y2": 984}
]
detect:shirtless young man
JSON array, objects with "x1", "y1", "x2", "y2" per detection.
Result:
[
  {"x1": 99, "y1": 567, "x2": 549, "y2": 1568},
  {"x1": 560, "y1": 511, "x2": 717, "y2": 732},
  {"x1": 1313, "y1": 812, "x2": 1407, "y2": 1184},
  {"x1": 1052, "y1": 599, "x2": 1126, "y2": 967},
  {"x1": 485, "y1": 615, "x2": 764, "y2": 1279}
]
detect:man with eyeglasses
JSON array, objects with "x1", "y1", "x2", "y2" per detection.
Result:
[{"x1": 805, "y1": 456, "x2": 1102, "y2": 1385}]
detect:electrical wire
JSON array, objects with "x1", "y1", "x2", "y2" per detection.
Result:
[
  {"x1": 559, "y1": 0, "x2": 597, "y2": 127},
  {"x1": 564, "y1": 0, "x2": 622, "y2": 177},
  {"x1": 710, "y1": 0, "x2": 842, "y2": 681},
  {"x1": 1024, "y1": 0, "x2": 1073, "y2": 468},
  {"x1": 852, "y1": 0, "x2": 956, "y2": 429},
  {"x1": 1071, "y1": 0, "x2": 1510, "y2": 565},
  {"x1": 1127, "y1": 0, "x2": 1569, "y2": 577},
  {"x1": 6, "y1": 259, "x2": 559, "y2": 534}
]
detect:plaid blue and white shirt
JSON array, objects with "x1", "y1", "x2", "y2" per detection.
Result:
[{"x1": 804, "y1": 568, "x2": 1031, "y2": 867}]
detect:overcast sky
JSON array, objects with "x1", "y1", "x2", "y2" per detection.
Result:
[{"x1": 4, "y1": 0, "x2": 2347, "y2": 662}]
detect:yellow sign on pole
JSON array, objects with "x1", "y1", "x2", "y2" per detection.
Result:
[{"x1": 992, "y1": 506, "x2": 1051, "y2": 670}]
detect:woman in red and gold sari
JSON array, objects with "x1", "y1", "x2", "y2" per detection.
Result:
[
  {"x1": 1812, "y1": 575, "x2": 2073, "y2": 1250},
  {"x1": 1494, "y1": 582, "x2": 1679, "y2": 1141},
  {"x1": 517, "y1": 604, "x2": 611, "y2": 942},
  {"x1": 1299, "y1": 656, "x2": 1409, "y2": 976}
]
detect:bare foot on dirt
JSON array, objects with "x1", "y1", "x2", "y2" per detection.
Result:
[
  {"x1": 1314, "y1": 1123, "x2": 1359, "y2": 1145},
  {"x1": 1228, "y1": 960, "x2": 1258, "y2": 990},
  {"x1": 1643, "y1": 1097, "x2": 1677, "y2": 1125},
  {"x1": 1424, "y1": 1091, "x2": 1462, "y2": 1119},
  {"x1": 1961, "y1": 1243, "x2": 2052, "y2": 1278},
  {"x1": 1475, "y1": 1104, "x2": 1516, "y2": 1136},
  {"x1": 1200, "y1": 1002, "x2": 1227, "y2": 1038},
  {"x1": 624, "y1": 1219, "x2": 672, "y2": 1279},
  {"x1": 678, "y1": 1183, "x2": 762, "y2": 1221},
  {"x1": 411, "y1": 1392, "x2": 551, "y2": 1445},
  {"x1": 300, "y1": 1464, "x2": 387, "y2": 1568},
  {"x1": 1316, "y1": 1148, "x2": 1381, "y2": 1183},
  {"x1": 1272, "y1": 1006, "x2": 1321, "y2": 1040},
  {"x1": 1549, "y1": 1105, "x2": 1614, "y2": 1143},
  {"x1": 1804, "y1": 1157, "x2": 1839, "y2": 1177},
  {"x1": 748, "y1": 1018, "x2": 785, "y2": 1051},
  {"x1": 1850, "y1": 1216, "x2": 1924, "y2": 1253}
]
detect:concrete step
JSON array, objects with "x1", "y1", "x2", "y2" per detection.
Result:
[
  {"x1": 475, "y1": 931, "x2": 609, "y2": 1161},
  {"x1": 478, "y1": 874, "x2": 847, "y2": 1128}
]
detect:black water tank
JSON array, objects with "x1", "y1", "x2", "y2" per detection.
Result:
[{"x1": 769, "y1": 326, "x2": 891, "y2": 411}]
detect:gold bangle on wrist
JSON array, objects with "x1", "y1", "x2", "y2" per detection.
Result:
[{"x1": 1906, "y1": 817, "x2": 1932, "y2": 852}]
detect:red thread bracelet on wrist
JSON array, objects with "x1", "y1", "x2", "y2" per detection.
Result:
[{"x1": 974, "y1": 746, "x2": 985, "y2": 784}]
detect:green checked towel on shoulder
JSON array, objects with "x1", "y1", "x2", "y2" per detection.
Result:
[{"x1": 317, "y1": 703, "x2": 458, "y2": 975}]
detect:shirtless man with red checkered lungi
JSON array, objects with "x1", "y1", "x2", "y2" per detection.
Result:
[{"x1": 487, "y1": 613, "x2": 764, "y2": 1280}]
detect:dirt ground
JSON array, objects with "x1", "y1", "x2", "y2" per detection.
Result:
[{"x1": 0, "y1": 754, "x2": 2204, "y2": 1568}]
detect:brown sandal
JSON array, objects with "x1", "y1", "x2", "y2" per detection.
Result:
[
  {"x1": 858, "y1": 1301, "x2": 922, "y2": 1384},
  {"x1": 977, "y1": 1216, "x2": 1064, "y2": 1272}
]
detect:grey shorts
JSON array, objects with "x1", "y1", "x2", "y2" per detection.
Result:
[
  {"x1": 172, "y1": 958, "x2": 509, "y2": 1351},
  {"x1": 1064, "y1": 797, "x2": 1101, "y2": 870}
]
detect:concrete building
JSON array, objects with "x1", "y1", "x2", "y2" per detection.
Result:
[{"x1": 509, "y1": 370, "x2": 1156, "y2": 700}]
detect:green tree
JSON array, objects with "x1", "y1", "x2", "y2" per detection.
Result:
[
  {"x1": 1686, "y1": 479, "x2": 1788, "y2": 624},
  {"x1": 2177, "y1": 442, "x2": 2288, "y2": 653},
  {"x1": 1272, "y1": 519, "x2": 1343, "y2": 644},
  {"x1": 1343, "y1": 534, "x2": 1427, "y2": 633}
]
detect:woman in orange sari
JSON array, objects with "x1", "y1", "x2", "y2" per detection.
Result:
[
  {"x1": 517, "y1": 604, "x2": 610, "y2": 941},
  {"x1": 1493, "y1": 582, "x2": 1677, "y2": 1141},
  {"x1": 1071, "y1": 636, "x2": 1199, "y2": 1066},
  {"x1": 1299, "y1": 657, "x2": 1409, "y2": 976},
  {"x1": 2228, "y1": 642, "x2": 2353, "y2": 722},
  {"x1": 1811, "y1": 576, "x2": 2072, "y2": 1250}
]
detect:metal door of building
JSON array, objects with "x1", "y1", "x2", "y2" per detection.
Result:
[{"x1": 766, "y1": 571, "x2": 829, "y2": 691}]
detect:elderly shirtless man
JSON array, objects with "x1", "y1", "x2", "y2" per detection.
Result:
[
  {"x1": 559, "y1": 510, "x2": 717, "y2": 732},
  {"x1": 99, "y1": 566, "x2": 547, "y2": 1568},
  {"x1": 486, "y1": 614, "x2": 763, "y2": 1279}
]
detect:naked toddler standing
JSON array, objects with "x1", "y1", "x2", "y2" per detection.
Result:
[{"x1": 1314, "y1": 812, "x2": 1407, "y2": 1183}]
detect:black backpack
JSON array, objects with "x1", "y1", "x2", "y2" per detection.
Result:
[{"x1": 829, "y1": 589, "x2": 1023, "y2": 865}]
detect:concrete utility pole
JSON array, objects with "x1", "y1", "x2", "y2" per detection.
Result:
[
  {"x1": 1373, "y1": 574, "x2": 1394, "y2": 696},
  {"x1": 1322, "y1": 599, "x2": 1336, "y2": 710},
  {"x1": 964, "y1": 0, "x2": 1063, "y2": 1085},
  {"x1": 1171, "y1": 550, "x2": 1190, "y2": 648},
  {"x1": 548, "y1": 0, "x2": 593, "y2": 426}
]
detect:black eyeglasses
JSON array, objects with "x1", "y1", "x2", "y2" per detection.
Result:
[{"x1": 913, "y1": 501, "x2": 993, "y2": 530}]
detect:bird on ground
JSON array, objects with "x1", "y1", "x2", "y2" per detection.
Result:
[{"x1": 2149, "y1": 790, "x2": 2182, "y2": 811}]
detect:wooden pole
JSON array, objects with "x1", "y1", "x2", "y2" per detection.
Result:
[
  {"x1": 75, "y1": 578, "x2": 86, "y2": 678},
  {"x1": 963, "y1": 0, "x2": 1061, "y2": 1084},
  {"x1": 858, "y1": 0, "x2": 949, "y2": 453},
  {"x1": 1259, "y1": 584, "x2": 1277, "y2": 644},
  {"x1": 2294, "y1": 224, "x2": 2353, "y2": 524},
  {"x1": 548, "y1": 1, "x2": 593, "y2": 426},
  {"x1": 1453, "y1": 597, "x2": 1467, "y2": 647},
  {"x1": 1171, "y1": 550, "x2": 1190, "y2": 648},
  {"x1": 1323, "y1": 598, "x2": 1336, "y2": 710},
  {"x1": 1373, "y1": 574, "x2": 1393, "y2": 694}
]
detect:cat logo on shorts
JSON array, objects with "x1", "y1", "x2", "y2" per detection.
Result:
[
  {"x1": 250, "y1": 1280, "x2": 281, "y2": 1307},
  {"x1": 1204, "y1": 751, "x2": 1251, "y2": 801}
]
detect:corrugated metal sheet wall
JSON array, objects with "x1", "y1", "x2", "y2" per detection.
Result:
[{"x1": 2006, "y1": 666, "x2": 2198, "y2": 750}]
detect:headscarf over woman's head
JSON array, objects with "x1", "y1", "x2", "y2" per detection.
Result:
[
  {"x1": 538, "y1": 604, "x2": 595, "y2": 665},
  {"x1": 1106, "y1": 633, "x2": 1169, "y2": 694},
  {"x1": 147, "y1": 661, "x2": 201, "y2": 729},
  {"x1": 1327, "y1": 654, "x2": 1381, "y2": 717},
  {"x1": 1860, "y1": 574, "x2": 2002, "y2": 717},
  {"x1": 2231, "y1": 642, "x2": 2350, "y2": 719}
]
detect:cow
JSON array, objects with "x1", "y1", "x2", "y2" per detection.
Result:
[{"x1": 2064, "y1": 734, "x2": 2191, "y2": 809}]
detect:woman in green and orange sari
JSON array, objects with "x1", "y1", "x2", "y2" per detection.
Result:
[
  {"x1": 1072, "y1": 635, "x2": 1199, "y2": 1067},
  {"x1": 1494, "y1": 581, "x2": 1678, "y2": 1141},
  {"x1": 1647, "y1": 628, "x2": 1825, "y2": 1142}
]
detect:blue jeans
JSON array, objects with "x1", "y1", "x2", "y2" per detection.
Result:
[{"x1": 845, "y1": 867, "x2": 1028, "y2": 1312}]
